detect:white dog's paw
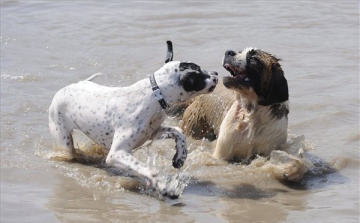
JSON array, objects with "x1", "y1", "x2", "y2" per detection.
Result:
[
  {"x1": 172, "y1": 136, "x2": 187, "y2": 168},
  {"x1": 172, "y1": 152, "x2": 187, "y2": 169},
  {"x1": 154, "y1": 174, "x2": 190, "y2": 199},
  {"x1": 144, "y1": 169, "x2": 160, "y2": 187}
]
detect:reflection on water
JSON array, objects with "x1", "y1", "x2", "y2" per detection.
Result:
[{"x1": 1, "y1": 1, "x2": 358, "y2": 222}]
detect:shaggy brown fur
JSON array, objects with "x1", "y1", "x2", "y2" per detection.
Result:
[
  {"x1": 180, "y1": 84, "x2": 234, "y2": 140},
  {"x1": 178, "y1": 48, "x2": 310, "y2": 181}
]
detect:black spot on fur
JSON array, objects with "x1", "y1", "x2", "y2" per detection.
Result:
[
  {"x1": 179, "y1": 62, "x2": 201, "y2": 72},
  {"x1": 180, "y1": 72, "x2": 209, "y2": 92},
  {"x1": 270, "y1": 103, "x2": 289, "y2": 119}
]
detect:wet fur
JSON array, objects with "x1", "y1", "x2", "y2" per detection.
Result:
[
  {"x1": 49, "y1": 60, "x2": 218, "y2": 197},
  {"x1": 181, "y1": 48, "x2": 308, "y2": 181}
]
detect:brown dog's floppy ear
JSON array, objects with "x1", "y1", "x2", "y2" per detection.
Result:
[
  {"x1": 259, "y1": 63, "x2": 289, "y2": 106},
  {"x1": 164, "y1": 40, "x2": 173, "y2": 63}
]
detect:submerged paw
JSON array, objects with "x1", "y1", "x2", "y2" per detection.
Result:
[{"x1": 156, "y1": 174, "x2": 190, "y2": 199}]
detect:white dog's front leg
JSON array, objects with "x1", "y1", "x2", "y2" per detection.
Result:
[
  {"x1": 105, "y1": 149, "x2": 164, "y2": 188},
  {"x1": 152, "y1": 126, "x2": 187, "y2": 168}
]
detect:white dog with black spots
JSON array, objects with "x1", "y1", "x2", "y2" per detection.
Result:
[{"x1": 48, "y1": 42, "x2": 218, "y2": 198}]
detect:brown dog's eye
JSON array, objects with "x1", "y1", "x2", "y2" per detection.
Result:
[
  {"x1": 248, "y1": 55, "x2": 257, "y2": 64},
  {"x1": 251, "y1": 56, "x2": 257, "y2": 61},
  {"x1": 249, "y1": 49, "x2": 256, "y2": 55}
]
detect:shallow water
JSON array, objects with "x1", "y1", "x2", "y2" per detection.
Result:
[{"x1": 1, "y1": 1, "x2": 359, "y2": 222}]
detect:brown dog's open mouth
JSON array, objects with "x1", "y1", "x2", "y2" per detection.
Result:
[{"x1": 223, "y1": 64, "x2": 250, "y2": 82}]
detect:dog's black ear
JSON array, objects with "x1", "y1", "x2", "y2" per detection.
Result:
[
  {"x1": 259, "y1": 63, "x2": 289, "y2": 106},
  {"x1": 164, "y1": 40, "x2": 173, "y2": 63}
]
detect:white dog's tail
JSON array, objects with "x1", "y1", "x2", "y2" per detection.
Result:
[
  {"x1": 85, "y1": 73, "x2": 108, "y2": 85},
  {"x1": 85, "y1": 73, "x2": 103, "y2": 81}
]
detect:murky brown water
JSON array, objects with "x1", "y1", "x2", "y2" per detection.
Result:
[{"x1": 1, "y1": 1, "x2": 359, "y2": 222}]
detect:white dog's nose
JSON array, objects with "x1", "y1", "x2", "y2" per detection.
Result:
[
  {"x1": 210, "y1": 72, "x2": 218, "y2": 86},
  {"x1": 213, "y1": 77, "x2": 218, "y2": 84}
]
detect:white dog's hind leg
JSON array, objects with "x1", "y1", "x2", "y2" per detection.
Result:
[
  {"x1": 151, "y1": 126, "x2": 187, "y2": 168},
  {"x1": 48, "y1": 109, "x2": 75, "y2": 160}
]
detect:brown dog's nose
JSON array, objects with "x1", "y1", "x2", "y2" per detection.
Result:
[{"x1": 225, "y1": 50, "x2": 236, "y2": 57}]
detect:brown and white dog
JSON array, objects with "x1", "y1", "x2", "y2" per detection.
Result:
[{"x1": 180, "y1": 48, "x2": 308, "y2": 181}]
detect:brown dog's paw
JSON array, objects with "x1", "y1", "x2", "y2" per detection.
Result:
[
  {"x1": 266, "y1": 150, "x2": 312, "y2": 181},
  {"x1": 282, "y1": 159, "x2": 308, "y2": 181}
]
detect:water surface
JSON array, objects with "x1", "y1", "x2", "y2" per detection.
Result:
[{"x1": 1, "y1": 1, "x2": 359, "y2": 222}]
